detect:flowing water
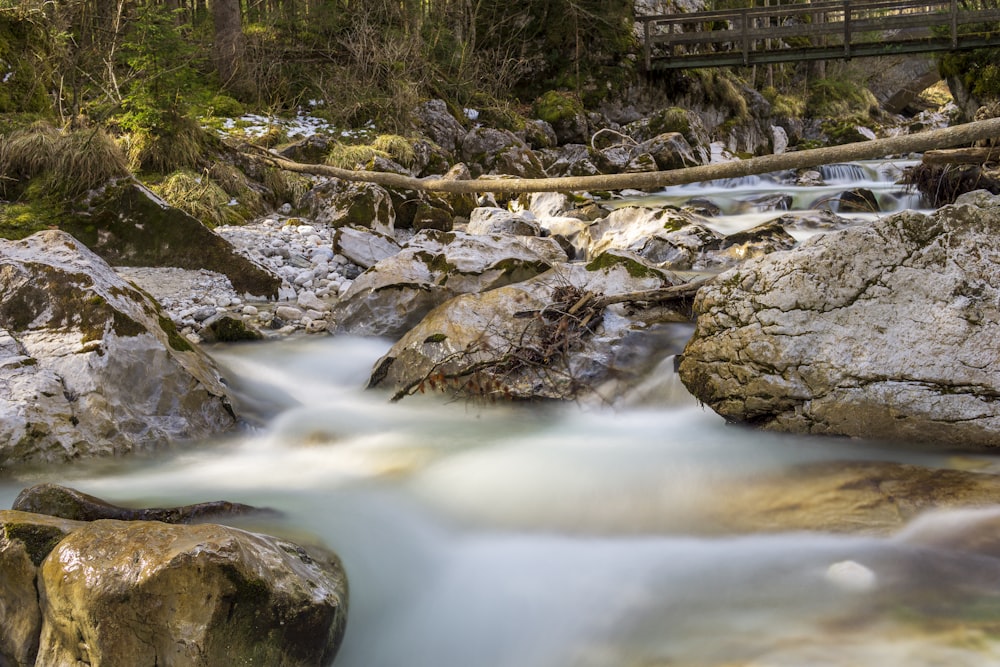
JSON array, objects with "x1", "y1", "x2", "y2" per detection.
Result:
[{"x1": 5, "y1": 163, "x2": 1000, "y2": 666}]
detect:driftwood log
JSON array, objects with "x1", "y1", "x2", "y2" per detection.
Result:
[
  {"x1": 250, "y1": 116, "x2": 1000, "y2": 194},
  {"x1": 922, "y1": 147, "x2": 1000, "y2": 166}
]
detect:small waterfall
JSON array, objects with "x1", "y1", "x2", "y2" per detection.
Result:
[{"x1": 819, "y1": 163, "x2": 872, "y2": 183}]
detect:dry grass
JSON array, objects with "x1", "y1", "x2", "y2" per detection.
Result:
[
  {"x1": 121, "y1": 114, "x2": 207, "y2": 174},
  {"x1": 325, "y1": 134, "x2": 415, "y2": 169},
  {"x1": 154, "y1": 169, "x2": 244, "y2": 227},
  {"x1": 0, "y1": 121, "x2": 128, "y2": 199}
]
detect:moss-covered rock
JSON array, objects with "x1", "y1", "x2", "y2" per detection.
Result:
[{"x1": 59, "y1": 182, "x2": 280, "y2": 298}]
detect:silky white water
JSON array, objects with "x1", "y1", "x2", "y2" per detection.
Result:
[{"x1": 5, "y1": 164, "x2": 1000, "y2": 666}]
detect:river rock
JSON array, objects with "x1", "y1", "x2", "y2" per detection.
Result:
[
  {"x1": 588, "y1": 206, "x2": 727, "y2": 270},
  {"x1": 0, "y1": 511, "x2": 81, "y2": 667},
  {"x1": 332, "y1": 225, "x2": 401, "y2": 269},
  {"x1": 460, "y1": 128, "x2": 544, "y2": 178},
  {"x1": 467, "y1": 207, "x2": 541, "y2": 236},
  {"x1": 61, "y1": 182, "x2": 281, "y2": 298},
  {"x1": 717, "y1": 220, "x2": 797, "y2": 263},
  {"x1": 330, "y1": 229, "x2": 567, "y2": 338},
  {"x1": 31, "y1": 517, "x2": 347, "y2": 667},
  {"x1": 411, "y1": 99, "x2": 467, "y2": 155},
  {"x1": 539, "y1": 144, "x2": 603, "y2": 177},
  {"x1": 678, "y1": 190, "x2": 1000, "y2": 446},
  {"x1": 0, "y1": 231, "x2": 235, "y2": 467},
  {"x1": 367, "y1": 255, "x2": 687, "y2": 401},
  {"x1": 305, "y1": 179, "x2": 395, "y2": 233},
  {"x1": 634, "y1": 132, "x2": 699, "y2": 170},
  {"x1": 13, "y1": 483, "x2": 267, "y2": 524}
]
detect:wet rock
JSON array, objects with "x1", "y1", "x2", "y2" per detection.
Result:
[
  {"x1": 589, "y1": 206, "x2": 727, "y2": 271},
  {"x1": 368, "y1": 257, "x2": 687, "y2": 401},
  {"x1": 678, "y1": 190, "x2": 1000, "y2": 446},
  {"x1": 62, "y1": 182, "x2": 281, "y2": 298},
  {"x1": 199, "y1": 313, "x2": 264, "y2": 343},
  {"x1": 744, "y1": 193, "x2": 793, "y2": 213},
  {"x1": 467, "y1": 207, "x2": 541, "y2": 236},
  {"x1": 682, "y1": 197, "x2": 723, "y2": 217},
  {"x1": 12, "y1": 483, "x2": 268, "y2": 524},
  {"x1": 0, "y1": 511, "x2": 81, "y2": 667},
  {"x1": 0, "y1": 231, "x2": 235, "y2": 467},
  {"x1": 332, "y1": 226, "x2": 401, "y2": 269},
  {"x1": 719, "y1": 220, "x2": 797, "y2": 262},
  {"x1": 36, "y1": 519, "x2": 347, "y2": 667},
  {"x1": 330, "y1": 229, "x2": 567, "y2": 339},
  {"x1": 767, "y1": 210, "x2": 859, "y2": 236},
  {"x1": 837, "y1": 187, "x2": 882, "y2": 213}
]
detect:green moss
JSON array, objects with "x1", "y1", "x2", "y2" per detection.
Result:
[
  {"x1": 586, "y1": 252, "x2": 660, "y2": 279},
  {"x1": 3, "y1": 522, "x2": 69, "y2": 566},
  {"x1": 413, "y1": 251, "x2": 456, "y2": 275},
  {"x1": 533, "y1": 91, "x2": 584, "y2": 126},
  {"x1": 159, "y1": 315, "x2": 193, "y2": 352},
  {"x1": 647, "y1": 107, "x2": 692, "y2": 142},
  {"x1": 423, "y1": 333, "x2": 447, "y2": 343}
]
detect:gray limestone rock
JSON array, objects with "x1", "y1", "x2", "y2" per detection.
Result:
[
  {"x1": 0, "y1": 231, "x2": 236, "y2": 468},
  {"x1": 679, "y1": 190, "x2": 1000, "y2": 446},
  {"x1": 330, "y1": 229, "x2": 567, "y2": 339}
]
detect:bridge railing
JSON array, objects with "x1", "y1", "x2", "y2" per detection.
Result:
[{"x1": 639, "y1": 0, "x2": 1000, "y2": 69}]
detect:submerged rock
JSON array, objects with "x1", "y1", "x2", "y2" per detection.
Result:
[
  {"x1": 678, "y1": 190, "x2": 1000, "y2": 446},
  {"x1": 0, "y1": 231, "x2": 236, "y2": 467}
]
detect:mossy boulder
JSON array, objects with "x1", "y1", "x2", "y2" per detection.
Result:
[
  {"x1": 532, "y1": 91, "x2": 589, "y2": 145},
  {"x1": 60, "y1": 182, "x2": 280, "y2": 298}
]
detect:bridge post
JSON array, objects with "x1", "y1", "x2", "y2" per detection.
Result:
[
  {"x1": 740, "y1": 9, "x2": 749, "y2": 66},
  {"x1": 843, "y1": 0, "x2": 851, "y2": 60},
  {"x1": 951, "y1": 0, "x2": 958, "y2": 48},
  {"x1": 644, "y1": 19, "x2": 651, "y2": 71}
]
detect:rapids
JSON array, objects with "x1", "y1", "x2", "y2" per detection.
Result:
[{"x1": 4, "y1": 162, "x2": 1000, "y2": 666}]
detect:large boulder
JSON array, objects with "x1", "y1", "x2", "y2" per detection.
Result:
[
  {"x1": 36, "y1": 519, "x2": 347, "y2": 667},
  {"x1": 0, "y1": 489, "x2": 348, "y2": 667},
  {"x1": 678, "y1": 190, "x2": 1000, "y2": 447},
  {"x1": 62, "y1": 182, "x2": 280, "y2": 298},
  {"x1": 0, "y1": 231, "x2": 236, "y2": 467},
  {"x1": 330, "y1": 229, "x2": 567, "y2": 338},
  {"x1": 460, "y1": 128, "x2": 545, "y2": 178},
  {"x1": 368, "y1": 254, "x2": 689, "y2": 401}
]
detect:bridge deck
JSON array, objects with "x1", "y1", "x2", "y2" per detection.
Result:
[{"x1": 639, "y1": 0, "x2": 1000, "y2": 70}]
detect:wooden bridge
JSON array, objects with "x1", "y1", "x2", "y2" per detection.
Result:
[{"x1": 638, "y1": 0, "x2": 1000, "y2": 70}]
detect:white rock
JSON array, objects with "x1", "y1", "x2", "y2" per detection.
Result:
[
  {"x1": 275, "y1": 306, "x2": 304, "y2": 322},
  {"x1": 825, "y1": 561, "x2": 877, "y2": 592}
]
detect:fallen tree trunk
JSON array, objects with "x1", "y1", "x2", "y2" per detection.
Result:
[
  {"x1": 923, "y1": 147, "x2": 1000, "y2": 166},
  {"x1": 249, "y1": 116, "x2": 1000, "y2": 194}
]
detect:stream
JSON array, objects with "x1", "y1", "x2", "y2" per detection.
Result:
[{"x1": 5, "y1": 161, "x2": 1000, "y2": 666}]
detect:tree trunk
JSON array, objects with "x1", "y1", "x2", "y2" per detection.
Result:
[
  {"x1": 250, "y1": 116, "x2": 1000, "y2": 194},
  {"x1": 212, "y1": 0, "x2": 245, "y2": 89}
]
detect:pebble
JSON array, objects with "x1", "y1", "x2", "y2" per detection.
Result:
[{"x1": 275, "y1": 305, "x2": 304, "y2": 322}]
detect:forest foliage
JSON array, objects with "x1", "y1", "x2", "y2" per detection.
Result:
[{"x1": 0, "y1": 0, "x2": 637, "y2": 138}]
